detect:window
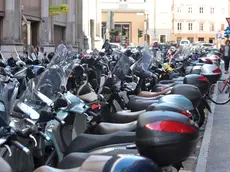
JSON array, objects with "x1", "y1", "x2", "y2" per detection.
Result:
[
  {"x1": 177, "y1": 7, "x2": 181, "y2": 13},
  {"x1": 177, "y1": 23, "x2": 182, "y2": 30},
  {"x1": 210, "y1": 7, "x2": 214, "y2": 14},
  {"x1": 210, "y1": 23, "x2": 215, "y2": 31},
  {"x1": 199, "y1": 23, "x2": 204, "y2": 31},
  {"x1": 109, "y1": 24, "x2": 130, "y2": 44},
  {"x1": 221, "y1": 8, "x2": 225, "y2": 14},
  {"x1": 209, "y1": 38, "x2": 215, "y2": 43},
  {"x1": 187, "y1": 37, "x2": 194, "y2": 43},
  {"x1": 101, "y1": 23, "x2": 107, "y2": 40},
  {"x1": 198, "y1": 37, "x2": 204, "y2": 41},
  {"x1": 188, "y1": 7, "x2": 192, "y2": 13},
  {"x1": 177, "y1": 37, "x2": 182, "y2": 44},
  {"x1": 188, "y1": 23, "x2": 193, "y2": 31},
  {"x1": 160, "y1": 35, "x2": 166, "y2": 43},
  {"x1": 199, "y1": 7, "x2": 203, "y2": 13}
]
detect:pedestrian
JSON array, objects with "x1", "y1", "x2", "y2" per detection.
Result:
[
  {"x1": 31, "y1": 46, "x2": 43, "y2": 62},
  {"x1": 222, "y1": 40, "x2": 230, "y2": 74},
  {"x1": 152, "y1": 41, "x2": 159, "y2": 57},
  {"x1": 102, "y1": 39, "x2": 113, "y2": 55}
]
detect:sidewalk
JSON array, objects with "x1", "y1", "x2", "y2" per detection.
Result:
[{"x1": 195, "y1": 62, "x2": 230, "y2": 172}]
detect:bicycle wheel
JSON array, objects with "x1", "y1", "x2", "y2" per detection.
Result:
[
  {"x1": 208, "y1": 83, "x2": 216, "y2": 95},
  {"x1": 207, "y1": 81, "x2": 230, "y2": 105}
]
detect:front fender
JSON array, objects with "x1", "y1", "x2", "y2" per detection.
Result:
[{"x1": 200, "y1": 98, "x2": 212, "y2": 113}]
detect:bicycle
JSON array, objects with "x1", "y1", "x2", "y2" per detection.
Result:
[{"x1": 208, "y1": 76, "x2": 230, "y2": 105}]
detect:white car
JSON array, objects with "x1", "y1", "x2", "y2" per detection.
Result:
[
  {"x1": 110, "y1": 43, "x2": 123, "y2": 51},
  {"x1": 198, "y1": 43, "x2": 214, "y2": 48},
  {"x1": 180, "y1": 40, "x2": 190, "y2": 46}
]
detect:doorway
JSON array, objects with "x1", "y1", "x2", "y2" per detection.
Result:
[
  {"x1": 177, "y1": 37, "x2": 182, "y2": 44},
  {"x1": 187, "y1": 37, "x2": 194, "y2": 43},
  {"x1": 160, "y1": 35, "x2": 166, "y2": 43},
  {"x1": 54, "y1": 25, "x2": 66, "y2": 47},
  {"x1": 209, "y1": 38, "x2": 215, "y2": 43},
  {"x1": 21, "y1": 20, "x2": 39, "y2": 54},
  {"x1": 31, "y1": 21, "x2": 39, "y2": 47},
  {"x1": 198, "y1": 37, "x2": 204, "y2": 42},
  {"x1": 145, "y1": 34, "x2": 150, "y2": 45}
]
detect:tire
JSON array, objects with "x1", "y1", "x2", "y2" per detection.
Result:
[
  {"x1": 192, "y1": 108, "x2": 205, "y2": 127},
  {"x1": 208, "y1": 83, "x2": 216, "y2": 95}
]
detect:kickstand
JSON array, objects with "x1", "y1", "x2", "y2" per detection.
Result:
[{"x1": 172, "y1": 162, "x2": 184, "y2": 171}]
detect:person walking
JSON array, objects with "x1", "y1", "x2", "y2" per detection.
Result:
[
  {"x1": 31, "y1": 47, "x2": 43, "y2": 62},
  {"x1": 222, "y1": 40, "x2": 230, "y2": 74},
  {"x1": 102, "y1": 39, "x2": 113, "y2": 55}
]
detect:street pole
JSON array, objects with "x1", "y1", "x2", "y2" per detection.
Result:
[{"x1": 153, "y1": 0, "x2": 156, "y2": 41}]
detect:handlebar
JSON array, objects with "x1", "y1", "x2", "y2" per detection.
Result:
[
  {"x1": 11, "y1": 140, "x2": 30, "y2": 155},
  {"x1": 37, "y1": 131, "x2": 50, "y2": 141},
  {"x1": 53, "y1": 116, "x2": 65, "y2": 125}
]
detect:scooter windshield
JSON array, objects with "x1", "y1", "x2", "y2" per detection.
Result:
[
  {"x1": 173, "y1": 45, "x2": 192, "y2": 62},
  {"x1": 131, "y1": 50, "x2": 154, "y2": 78},
  {"x1": 20, "y1": 44, "x2": 79, "y2": 111},
  {"x1": 112, "y1": 53, "x2": 134, "y2": 81}
]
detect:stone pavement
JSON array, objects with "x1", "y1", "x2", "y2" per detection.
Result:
[{"x1": 195, "y1": 62, "x2": 230, "y2": 172}]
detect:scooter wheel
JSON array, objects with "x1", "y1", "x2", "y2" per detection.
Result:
[{"x1": 192, "y1": 108, "x2": 205, "y2": 127}]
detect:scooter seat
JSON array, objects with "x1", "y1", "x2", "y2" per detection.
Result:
[
  {"x1": 126, "y1": 98, "x2": 160, "y2": 112},
  {"x1": 159, "y1": 77, "x2": 184, "y2": 84},
  {"x1": 34, "y1": 153, "x2": 90, "y2": 172},
  {"x1": 137, "y1": 87, "x2": 171, "y2": 97},
  {"x1": 159, "y1": 80, "x2": 176, "y2": 84},
  {"x1": 66, "y1": 131, "x2": 135, "y2": 155},
  {"x1": 113, "y1": 110, "x2": 146, "y2": 123},
  {"x1": 95, "y1": 121, "x2": 137, "y2": 134},
  {"x1": 155, "y1": 81, "x2": 182, "y2": 89},
  {"x1": 34, "y1": 166, "x2": 80, "y2": 172}
]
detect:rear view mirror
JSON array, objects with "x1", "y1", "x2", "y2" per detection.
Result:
[
  {"x1": 38, "y1": 111, "x2": 52, "y2": 123},
  {"x1": 34, "y1": 90, "x2": 53, "y2": 106},
  {"x1": 17, "y1": 102, "x2": 40, "y2": 120},
  {"x1": 0, "y1": 138, "x2": 7, "y2": 146},
  {"x1": 53, "y1": 98, "x2": 68, "y2": 110}
]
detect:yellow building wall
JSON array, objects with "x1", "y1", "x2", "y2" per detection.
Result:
[
  {"x1": 102, "y1": 12, "x2": 145, "y2": 45},
  {"x1": 172, "y1": 34, "x2": 217, "y2": 43}
]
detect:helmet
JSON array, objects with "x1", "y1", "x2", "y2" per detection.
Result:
[
  {"x1": 132, "y1": 51, "x2": 141, "y2": 61},
  {"x1": 153, "y1": 42, "x2": 158, "y2": 48},
  {"x1": 124, "y1": 49, "x2": 132, "y2": 57},
  {"x1": 48, "y1": 52, "x2": 55, "y2": 61},
  {"x1": 7, "y1": 57, "x2": 16, "y2": 67},
  {"x1": 99, "y1": 51, "x2": 105, "y2": 56},
  {"x1": 102, "y1": 155, "x2": 161, "y2": 172},
  {"x1": 72, "y1": 64, "x2": 85, "y2": 77}
]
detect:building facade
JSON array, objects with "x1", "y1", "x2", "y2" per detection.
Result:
[
  {"x1": 147, "y1": 0, "x2": 173, "y2": 43},
  {"x1": 172, "y1": 0, "x2": 228, "y2": 43},
  {"x1": 0, "y1": 0, "x2": 102, "y2": 57},
  {"x1": 101, "y1": 0, "x2": 147, "y2": 46}
]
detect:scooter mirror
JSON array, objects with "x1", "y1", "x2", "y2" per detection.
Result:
[
  {"x1": 60, "y1": 85, "x2": 66, "y2": 94},
  {"x1": 34, "y1": 90, "x2": 53, "y2": 106},
  {"x1": 17, "y1": 102, "x2": 40, "y2": 120},
  {"x1": 0, "y1": 138, "x2": 7, "y2": 146},
  {"x1": 38, "y1": 111, "x2": 53, "y2": 123},
  {"x1": 53, "y1": 98, "x2": 68, "y2": 110}
]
